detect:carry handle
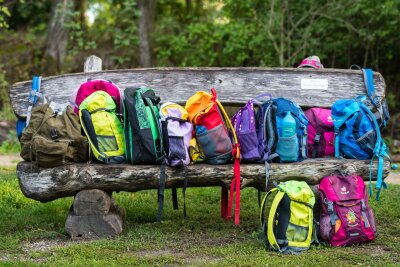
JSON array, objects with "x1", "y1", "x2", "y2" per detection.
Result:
[{"x1": 252, "y1": 93, "x2": 272, "y2": 104}]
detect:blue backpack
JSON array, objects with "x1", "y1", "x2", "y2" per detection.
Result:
[
  {"x1": 332, "y1": 73, "x2": 390, "y2": 200},
  {"x1": 263, "y1": 98, "x2": 308, "y2": 163}
]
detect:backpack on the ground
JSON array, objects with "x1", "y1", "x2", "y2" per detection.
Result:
[
  {"x1": 185, "y1": 88, "x2": 241, "y2": 225},
  {"x1": 305, "y1": 108, "x2": 334, "y2": 158},
  {"x1": 259, "y1": 180, "x2": 316, "y2": 253},
  {"x1": 331, "y1": 97, "x2": 389, "y2": 199},
  {"x1": 158, "y1": 102, "x2": 193, "y2": 222},
  {"x1": 79, "y1": 91, "x2": 125, "y2": 164},
  {"x1": 319, "y1": 173, "x2": 377, "y2": 246},
  {"x1": 231, "y1": 94, "x2": 271, "y2": 162},
  {"x1": 123, "y1": 87, "x2": 163, "y2": 164},
  {"x1": 20, "y1": 102, "x2": 89, "y2": 167},
  {"x1": 71, "y1": 79, "x2": 123, "y2": 115},
  {"x1": 262, "y1": 98, "x2": 308, "y2": 163}
]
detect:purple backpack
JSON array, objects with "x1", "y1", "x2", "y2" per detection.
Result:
[
  {"x1": 319, "y1": 174, "x2": 377, "y2": 246},
  {"x1": 305, "y1": 108, "x2": 334, "y2": 158},
  {"x1": 232, "y1": 94, "x2": 271, "y2": 162}
]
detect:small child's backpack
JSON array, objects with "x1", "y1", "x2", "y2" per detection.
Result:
[
  {"x1": 158, "y1": 102, "x2": 193, "y2": 222},
  {"x1": 79, "y1": 91, "x2": 125, "y2": 164},
  {"x1": 263, "y1": 98, "x2": 308, "y2": 163},
  {"x1": 185, "y1": 88, "x2": 241, "y2": 225},
  {"x1": 319, "y1": 173, "x2": 377, "y2": 246},
  {"x1": 331, "y1": 97, "x2": 389, "y2": 199},
  {"x1": 232, "y1": 94, "x2": 271, "y2": 162},
  {"x1": 71, "y1": 79, "x2": 123, "y2": 115},
  {"x1": 305, "y1": 108, "x2": 334, "y2": 158},
  {"x1": 123, "y1": 87, "x2": 163, "y2": 164},
  {"x1": 259, "y1": 180, "x2": 316, "y2": 253}
]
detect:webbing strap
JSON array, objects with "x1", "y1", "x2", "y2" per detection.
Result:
[
  {"x1": 267, "y1": 191, "x2": 285, "y2": 252},
  {"x1": 157, "y1": 162, "x2": 167, "y2": 222},
  {"x1": 312, "y1": 133, "x2": 320, "y2": 158},
  {"x1": 334, "y1": 129, "x2": 340, "y2": 158},
  {"x1": 182, "y1": 165, "x2": 188, "y2": 222},
  {"x1": 227, "y1": 157, "x2": 241, "y2": 225},
  {"x1": 259, "y1": 188, "x2": 278, "y2": 229},
  {"x1": 172, "y1": 188, "x2": 178, "y2": 210},
  {"x1": 327, "y1": 201, "x2": 339, "y2": 226},
  {"x1": 360, "y1": 199, "x2": 370, "y2": 228},
  {"x1": 221, "y1": 187, "x2": 228, "y2": 219}
]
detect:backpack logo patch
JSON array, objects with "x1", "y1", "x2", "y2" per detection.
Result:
[
  {"x1": 346, "y1": 209, "x2": 357, "y2": 225},
  {"x1": 340, "y1": 186, "x2": 349, "y2": 195}
]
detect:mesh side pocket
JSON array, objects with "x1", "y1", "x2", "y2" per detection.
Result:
[
  {"x1": 276, "y1": 134, "x2": 298, "y2": 162},
  {"x1": 97, "y1": 135, "x2": 119, "y2": 152},
  {"x1": 356, "y1": 130, "x2": 376, "y2": 157},
  {"x1": 286, "y1": 223, "x2": 309, "y2": 242},
  {"x1": 168, "y1": 136, "x2": 186, "y2": 161},
  {"x1": 196, "y1": 124, "x2": 232, "y2": 161}
]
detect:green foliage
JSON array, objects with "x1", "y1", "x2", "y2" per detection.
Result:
[
  {"x1": 0, "y1": 131, "x2": 20, "y2": 154},
  {"x1": 0, "y1": 0, "x2": 11, "y2": 28},
  {"x1": 0, "y1": 170, "x2": 400, "y2": 265}
]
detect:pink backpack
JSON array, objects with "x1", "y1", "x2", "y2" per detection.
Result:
[
  {"x1": 70, "y1": 79, "x2": 123, "y2": 114},
  {"x1": 319, "y1": 174, "x2": 377, "y2": 246},
  {"x1": 305, "y1": 108, "x2": 334, "y2": 158}
]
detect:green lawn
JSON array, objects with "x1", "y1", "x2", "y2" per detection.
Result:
[{"x1": 0, "y1": 166, "x2": 399, "y2": 266}]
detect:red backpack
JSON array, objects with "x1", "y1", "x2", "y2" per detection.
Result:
[{"x1": 70, "y1": 79, "x2": 123, "y2": 114}]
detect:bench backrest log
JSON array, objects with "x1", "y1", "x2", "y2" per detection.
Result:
[{"x1": 9, "y1": 56, "x2": 387, "y2": 119}]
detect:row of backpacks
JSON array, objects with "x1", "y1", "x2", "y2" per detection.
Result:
[
  {"x1": 259, "y1": 173, "x2": 377, "y2": 254},
  {"x1": 20, "y1": 69, "x2": 390, "y2": 225}
]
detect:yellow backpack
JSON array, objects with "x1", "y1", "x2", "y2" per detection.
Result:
[{"x1": 79, "y1": 91, "x2": 125, "y2": 164}]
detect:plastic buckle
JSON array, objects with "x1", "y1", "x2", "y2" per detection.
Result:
[
  {"x1": 50, "y1": 128, "x2": 58, "y2": 140},
  {"x1": 314, "y1": 133, "x2": 321, "y2": 143}
]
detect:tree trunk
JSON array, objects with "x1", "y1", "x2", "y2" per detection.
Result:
[
  {"x1": 44, "y1": 0, "x2": 73, "y2": 72},
  {"x1": 138, "y1": 0, "x2": 156, "y2": 68}
]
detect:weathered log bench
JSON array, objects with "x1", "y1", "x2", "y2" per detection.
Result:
[{"x1": 9, "y1": 55, "x2": 390, "y2": 239}]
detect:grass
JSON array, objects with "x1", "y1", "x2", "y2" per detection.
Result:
[
  {"x1": 0, "y1": 167, "x2": 399, "y2": 266},
  {"x1": 0, "y1": 130, "x2": 20, "y2": 154}
]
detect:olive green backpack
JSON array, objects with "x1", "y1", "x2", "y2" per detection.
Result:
[
  {"x1": 259, "y1": 180, "x2": 317, "y2": 254},
  {"x1": 20, "y1": 103, "x2": 89, "y2": 168}
]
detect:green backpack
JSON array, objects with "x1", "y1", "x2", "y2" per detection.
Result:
[
  {"x1": 123, "y1": 87, "x2": 163, "y2": 164},
  {"x1": 259, "y1": 180, "x2": 316, "y2": 254},
  {"x1": 79, "y1": 91, "x2": 125, "y2": 164},
  {"x1": 20, "y1": 103, "x2": 89, "y2": 168}
]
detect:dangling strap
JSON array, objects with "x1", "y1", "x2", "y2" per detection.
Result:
[
  {"x1": 172, "y1": 188, "x2": 178, "y2": 210},
  {"x1": 334, "y1": 128, "x2": 340, "y2": 158},
  {"x1": 216, "y1": 98, "x2": 241, "y2": 225},
  {"x1": 157, "y1": 162, "x2": 167, "y2": 222},
  {"x1": 182, "y1": 164, "x2": 188, "y2": 222}
]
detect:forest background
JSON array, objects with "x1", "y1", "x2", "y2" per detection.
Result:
[{"x1": 0, "y1": 0, "x2": 399, "y2": 148}]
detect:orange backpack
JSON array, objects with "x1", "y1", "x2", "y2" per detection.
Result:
[{"x1": 185, "y1": 88, "x2": 241, "y2": 225}]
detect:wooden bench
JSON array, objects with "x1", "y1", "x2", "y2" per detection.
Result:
[{"x1": 9, "y1": 55, "x2": 390, "y2": 239}]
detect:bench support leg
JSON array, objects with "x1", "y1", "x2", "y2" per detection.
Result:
[{"x1": 65, "y1": 189, "x2": 125, "y2": 239}]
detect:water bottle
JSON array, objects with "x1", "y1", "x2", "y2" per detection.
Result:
[{"x1": 282, "y1": 111, "x2": 296, "y2": 137}]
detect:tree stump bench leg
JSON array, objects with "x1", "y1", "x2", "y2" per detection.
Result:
[{"x1": 65, "y1": 189, "x2": 125, "y2": 239}]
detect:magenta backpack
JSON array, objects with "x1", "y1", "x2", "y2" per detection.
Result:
[
  {"x1": 319, "y1": 174, "x2": 377, "y2": 246},
  {"x1": 70, "y1": 79, "x2": 122, "y2": 114},
  {"x1": 305, "y1": 108, "x2": 334, "y2": 158}
]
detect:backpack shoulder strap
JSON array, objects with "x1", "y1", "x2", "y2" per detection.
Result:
[
  {"x1": 359, "y1": 102, "x2": 389, "y2": 200},
  {"x1": 267, "y1": 190, "x2": 286, "y2": 252}
]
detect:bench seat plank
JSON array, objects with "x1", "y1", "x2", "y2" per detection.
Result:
[
  {"x1": 9, "y1": 68, "x2": 386, "y2": 119},
  {"x1": 17, "y1": 158, "x2": 390, "y2": 202}
]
